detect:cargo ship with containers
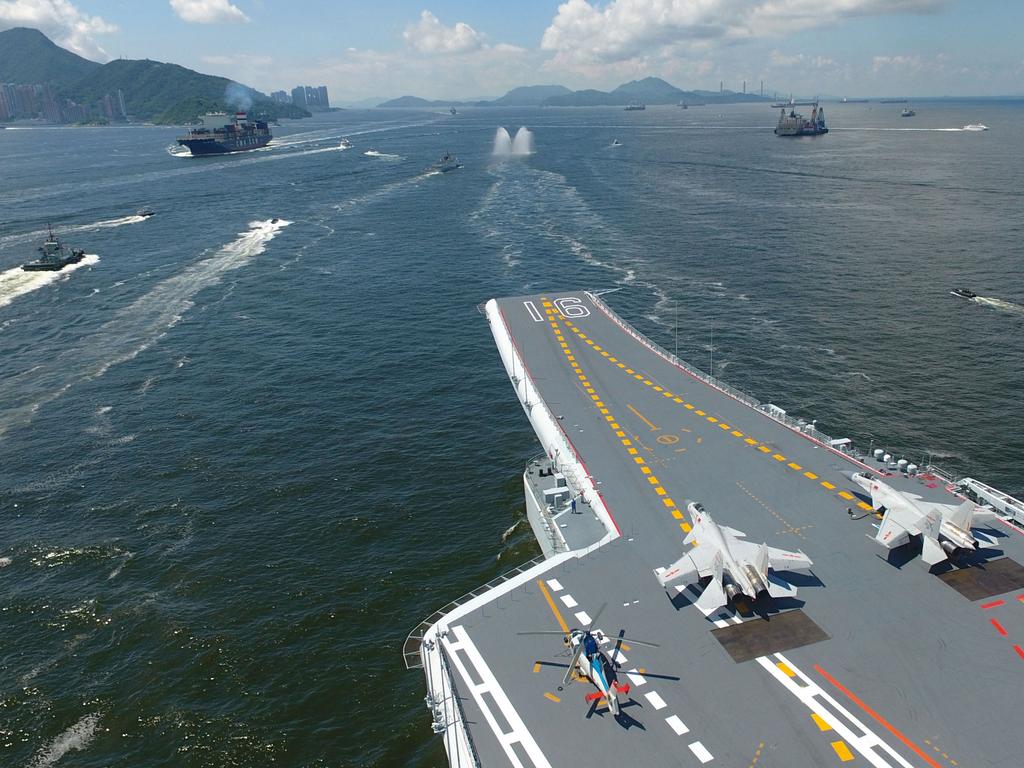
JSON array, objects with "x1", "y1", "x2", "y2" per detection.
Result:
[
  {"x1": 176, "y1": 112, "x2": 271, "y2": 156},
  {"x1": 404, "y1": 290, "x2": 1024, "y2": 768}
]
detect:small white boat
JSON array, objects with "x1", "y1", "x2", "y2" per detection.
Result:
[
  {"x1": 611, "y1": 139, "x2": 622, "y2": 146},
  {"x1": 339, "y1": 137, "x2": 353, "y2": 149},
  {"x1": 963, "y1": 124, "x2": 989, "y2": 132}
]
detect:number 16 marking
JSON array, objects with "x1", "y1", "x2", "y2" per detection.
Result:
[{"x1": 523, "y1": 301, "x2": 544, "y2": 322}]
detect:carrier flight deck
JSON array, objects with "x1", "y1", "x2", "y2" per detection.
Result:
[{"x1": 406, "y1": 291, "x2": 1024, "y2": 768}]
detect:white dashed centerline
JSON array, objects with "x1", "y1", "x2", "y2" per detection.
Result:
[{"x1": 665, "y1": 715, "x2": 689, "y2": 736}]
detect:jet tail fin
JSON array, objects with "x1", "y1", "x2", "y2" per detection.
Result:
[
  {"x1": 946, "y1": 501, "x2": 976, "y2": 531},
  {"x1": 917, "y1": 509, "x2": 942, "y2": 539}
]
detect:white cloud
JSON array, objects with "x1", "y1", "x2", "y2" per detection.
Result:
[
  {"x1": 541, "y1": 0, "x2": 948, "y2": 64},
  {"x1": 403, "y1": 10, "x2": 483, "y2": 55},
  {"x1": 169, "y1": 0, "x2": 249, "y2": 25},
  {"x1": 0, "y1": 0, "x2": 117, "y2": 60}
]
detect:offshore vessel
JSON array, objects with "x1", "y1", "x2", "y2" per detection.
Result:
[
  {"x1": 434, "y1": 152, "x2": 462, "y2": 172},
  {"x1": 406, "y1": 291, "x2": 1024, "y2": 768},
  {"x1": 176, "y1": 112, "x2": 271, "y2": 156},
  {"x1": 21, "y1": 227, "x2": 86, "y2": 271},
  {"x1": 624, "y1": 101, "x2": 646, "y2": 111},
  {"x1": 775, "y1": 103, "x2": 828, "y2": 135}
]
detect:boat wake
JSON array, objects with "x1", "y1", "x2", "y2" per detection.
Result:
[
  {"x1": 0, "y1": 220, "x2": 289, "y2": 436},
  {"x1": 0, "y1": 214, "x2": 149, "y2": 249},
  {"x1": 363, "y1": 150, "x2": 402, "y2": 160},
  {"x1": 0, "y1": 254, "x2": 99, "y2": 310},
  {"x1": 974, "y1": 296, "x2": 1024, "y2": 315}
]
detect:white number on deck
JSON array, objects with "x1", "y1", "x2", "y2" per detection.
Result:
[
  {"x1": 554, "y1": 297, "x2": 590, "y2": 318},
  {"x1": 523, "y1": 301, "x2": 544, "y2": 322}
]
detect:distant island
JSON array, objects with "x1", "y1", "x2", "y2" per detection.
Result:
[
  {"x1": 377, "y1": 77, "x2": 771, "y2": 109},
  {"x1": 0, "y1": 27, "x2": 311, "y2": 125}
]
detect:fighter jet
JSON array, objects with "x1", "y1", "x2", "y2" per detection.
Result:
[
  {"x1": 656, "y1": 502, "x2": 813, "y2": 611},
  {"x1": 847, "y1": 472, "x2": 996, "y2": 565}
]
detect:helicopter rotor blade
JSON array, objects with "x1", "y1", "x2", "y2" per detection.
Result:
[
  {"x1": 562, "y1": 641, "x2": 585, "y2": 687},
  {"x1": 618, "y1": 636, "x2": 660, "y2": 649},
  {"x1": 587, "y1": 603, "x2": 607, "y2": 631},
  {"x1": 516, "y1": 631, "x2": 572, "y2": 636}
]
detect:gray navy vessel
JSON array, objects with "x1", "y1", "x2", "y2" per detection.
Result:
[
  {"x1": 406, "y1": 291, "x2": 1024, "y2": 768},
  {"x1": 21, "y1": 227, "x2": 86, "y2": 271}
]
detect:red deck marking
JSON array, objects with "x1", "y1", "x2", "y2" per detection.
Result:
[
  {"x1": 981, "y1": 599, "x2": 1006, "y2": 610},
  {"x1": 990, "y1": 619, "x2": 1009, "y2": 637},
  {"x1": 814, "y1": 664, "x2": 943, "y2": 768},
  {"x1": 1014, "y1": 645, "x2": 1024, "y2": 661}
]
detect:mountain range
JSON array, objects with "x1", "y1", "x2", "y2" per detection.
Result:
[
  {"x1": 0, "y1": 27, "x2": 309, "y2": 124},
  {"x1": 377, "y1": 77, "x2": 770, "y2": 108}
]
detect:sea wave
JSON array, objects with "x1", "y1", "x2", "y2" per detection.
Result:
[{"x1": 30, "y1": 713, "x2": 101, "y2": 768}]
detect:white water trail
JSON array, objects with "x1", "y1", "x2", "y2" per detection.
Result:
[
  {"x1": 363, "y1": 150, "x2": 402, "y2": 160},
  {"x1": 0, "y1": 220, "x2": 289, "y2": 436},
  {"x1": 0, "y1": 254, "x2": 99, "y2": 310},
  {"x1": 30, "y1": 713, "x2": 101, "y2": 768},
  {"x1": 0, "y1": 215, "x2": 148, "y2": 248},
  {"x1": 974, "y1": 296, "x2": 1024, "y2": 315}
]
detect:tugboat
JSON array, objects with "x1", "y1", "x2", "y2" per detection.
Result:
[
  {"x1": 950, "y1": 288, "x2": 978, "y2": 300},
  {"x1": 176, "y1": 112, "x2": 272, "y2": 156},
  {"x1": 434, "y1": 152, "x2": 462, "y2": 172},
  {"x1": 901, "y1": 107, "x2": 916, "y2": 117},
  {"x1": 21, "y1": 227, "x2": 86, "y2": 272},
  {"x1": 774, "y1": 102, "x2": 828, "y2": 136}
]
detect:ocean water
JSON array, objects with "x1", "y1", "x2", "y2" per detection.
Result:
[{"x1": 1, "y1": 102, "x2": 1022, "y2": 766}]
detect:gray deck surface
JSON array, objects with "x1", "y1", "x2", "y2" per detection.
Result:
[{"x1": 438, "y1": 292, "x2": 1024, "y2": 768}]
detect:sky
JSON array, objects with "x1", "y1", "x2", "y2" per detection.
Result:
[{"x1": 1, "y1": 1, "x2": 1023, "y2": 102}]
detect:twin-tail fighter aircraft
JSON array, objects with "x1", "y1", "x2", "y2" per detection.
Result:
[
  {"x1": 656, "y1": 501, "x2": 814, "y2": 611},
  {"x1": 846, "y1": 472, "x2": 997, "y2": 565},
  {"x1": 520, "y1": 603, "x2": 659, "y2": 717}
]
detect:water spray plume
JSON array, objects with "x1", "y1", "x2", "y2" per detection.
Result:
[{"x1": 493, "y1": 126, "x2": 534, "y2": 156}]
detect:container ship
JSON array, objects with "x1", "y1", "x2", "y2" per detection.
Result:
[
  {"x1": 405, "y1": 290, "x2": 1024, "y2": 768},
  {"x1": 176, "y1": 112, "x2": 271, "y2": 156}
]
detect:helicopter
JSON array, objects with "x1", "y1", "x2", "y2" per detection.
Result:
[{"x1": 519, "y1": 603, "x2": 659, "y2": 717}]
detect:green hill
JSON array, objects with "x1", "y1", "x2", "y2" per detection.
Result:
[
  {"x1": 0, "y1": 27, "x2": 100, "y2": 86},
  {"x1": 65, "y1": 58, "x2": 308, "y2": 123}
]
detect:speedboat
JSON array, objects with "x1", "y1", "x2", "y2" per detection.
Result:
[
  {"x1": 963, "y1": 124, "x2": 989, "y2": 131},
  {"x1": 950, "y1": 288, "x2": 978, "y2": 300},
  {"x1": 434, "y1": 152, "x2": 461, "y2": 172},
  {"x1": 901, "y1": 108, "x2": 915, "y2": 117},
  {"x1": 137, "y1": 208, "x2": 155, "y2": 217},
  {"x1": 611, "y1": 139, "x2": 622, "y2": 146},
  {"x1": 339, "y1": 137, "x2": 353, "y2": 149}
]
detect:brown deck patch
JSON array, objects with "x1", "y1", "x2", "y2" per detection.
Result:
[
  {"x1": 936, "y1": 558, "x2": 1024, "y2": 601},
  {"x1": 712, "y1": 610, "x2": 829, "y2": 663}
]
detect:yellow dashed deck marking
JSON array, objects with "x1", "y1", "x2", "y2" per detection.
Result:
[
  {"x1": 821, "y1": 481, "x2": 836, "y2": 490},
  {"x1": 544, "y1": 692, "x2": 561, "y2": 703},
  {"x1": 777, "y1": 661, "x2": 796, "y2": 677},
  {"x1": 811, "y1": 713, "x2": 832, "y2": 732},
  {"x1": 788, "y1": 462, "x2": 803, "y2": 471},
  {"x1": 838, "y1": 491, "x2": 855, "y2": 500},
  {"x1": 804, "y1": 471, "x2": 818, "y2": 480},
  {"x1": 831, "y1": 741, "x2": 854, "y2": 762}
]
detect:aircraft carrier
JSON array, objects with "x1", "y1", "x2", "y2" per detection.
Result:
[{"x1": 405, "y1": 291, "x2": 1024, "y2": 768}]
